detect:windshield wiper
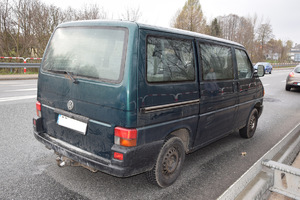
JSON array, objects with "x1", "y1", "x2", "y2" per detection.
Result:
[
  {"x1": 47, "y1": 69, "x2": 78, "y2": 84},
  {"x1": 65, "y1": 71, "x2": 78, "y2": 84}
]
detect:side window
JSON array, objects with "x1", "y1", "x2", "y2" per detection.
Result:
[
  {"x1": 235, "y1": 49, "x2": 253, "y2": 79},
  {"x1": 200, "y1": 43, "x2": 234, "y2": 81},
  {"x1": 147, "y1": 36, "x2": 195, "y2": 82}
]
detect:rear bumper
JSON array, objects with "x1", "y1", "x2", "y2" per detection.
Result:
[
  {"x1": 286, "y1": 81, "x2": 300, "y2": 87},
  {"x1": 33, "y1": 118, "x2": 163, "y2": 177}
]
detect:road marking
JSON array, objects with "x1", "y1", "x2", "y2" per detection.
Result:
[
  {"x1": 263, "y1": 84, "x2": 270, "y2": 87},
  {"x1": 0, "y1": 95, "x2": 36, "y2": 102},
  {"x1": 4, "y1": 88, "x2": 37, "y2": 92},
  {"x1": 11, "y1": 84, "x2": 37, "y2": 86},
  {"x1": 281, "y1": 80, "x2": 286, "y2": 83}
]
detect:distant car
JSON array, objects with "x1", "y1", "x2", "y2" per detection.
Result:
[
  {"x1": 286, "y1": 65, "x2": 300, "y2": 91},
  {"x1": 254, "y1": 62, "x2": 273, "y2": 74}
]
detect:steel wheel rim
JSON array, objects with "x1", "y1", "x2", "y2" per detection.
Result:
[
  {"x1": 249, "y1": 115, "x2": 256, "y2": 131},
  {"x1": 162, "y1": 147, "x2": 179, "y2": 175}
]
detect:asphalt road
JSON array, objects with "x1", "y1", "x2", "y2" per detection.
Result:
[{"x1": 0, "y1": 69, "x2": 299, "y2": 200}]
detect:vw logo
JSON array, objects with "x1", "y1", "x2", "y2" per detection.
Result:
[{"x1": 67, "y1": 100, "x2": 74, "y2": 110}]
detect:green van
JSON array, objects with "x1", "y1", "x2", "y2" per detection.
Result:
[{"x1": 33, "y1": 20, "x2": 264, "y2": 187}]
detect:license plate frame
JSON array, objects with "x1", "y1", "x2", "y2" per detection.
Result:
[{"x1": 57, "y1": 114, "x2": 87, "y2": 135}]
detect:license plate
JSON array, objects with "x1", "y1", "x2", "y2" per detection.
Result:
[{"x1": 57, "y1": 114, "x2": 87, "y2": 135}]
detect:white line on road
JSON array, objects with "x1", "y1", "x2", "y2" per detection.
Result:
[
  {"x1": 0, "y1": 95, "x2": 36, "y2": 102},
  {"x1": 4, "y1": 88, "x2": 37, "y2": 92},
  {"x1": 263, "y1": 84, "x2": 270, "y2": 87},
  {"x1": 281, "y1": 80, "x2": 286, "y2": 82},
  {"x1": 11, "y1": 84, "x2": 37, "y2": 87}
]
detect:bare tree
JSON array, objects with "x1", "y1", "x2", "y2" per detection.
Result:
[
  {"x1": 171, "y1": 0, "x2": 207, "y2": 34},
  {"x1": 0, "y1": 0, "x2": 15, "y2": 56},
  {"x1": 256, "y1": 21, "x2": 273, "y2": 60},
  {"x1": 218, "y1": 14, "x2": 240, "y2": 41},
  {"x1": 77, "y1": 4, "x2": 107, "y2": 20},
  {"x1": 217, "y1": 14, "x2": 257, "y2": 60},
  {"x1": 121, "y1": 7, "x2": 142, "y2": 21}
]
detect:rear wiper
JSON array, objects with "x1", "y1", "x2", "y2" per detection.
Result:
[
  {"x1": 65, "y1": 71, "x2": 78, "y2": 84},
  {"x1": 47, "y1": 69, "x2": 78, "y2": 84}
]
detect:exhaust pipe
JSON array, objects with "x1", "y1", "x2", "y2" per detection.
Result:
[{"x1": 55, "y1": 154, "x2": 98, "y2": 172}]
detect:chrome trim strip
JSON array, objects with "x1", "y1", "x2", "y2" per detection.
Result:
[
  {"x1": 200, "y1": 98, "x2": 263, "y2": 117},
  {"x1": 141, "y1": 99, "x2": 200, "y2": 113},
  {"x1": 89, "y1": 119, "x2": 111, "y2": 128},
  {"x1": 42, "y1": 104, "x2": 54, "y2": 110}
]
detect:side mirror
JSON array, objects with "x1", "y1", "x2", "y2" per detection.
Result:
[{"x1": 254, "y1": 65, "x2": 264, "y2": 77}]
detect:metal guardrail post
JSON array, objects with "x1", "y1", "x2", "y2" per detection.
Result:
[{"x1": 262, "y1": 160, "x2": 300, "y2": 200}]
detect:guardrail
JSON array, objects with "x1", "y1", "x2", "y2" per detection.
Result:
[
  {"x1": 0, "y1": 63, "x2": 40, "y2": 68},
  {"x1": 253, "y1": 63, "x2": 299, "y2": 68},
  {"x1": 0, "y1": 57, "x2": 41, "y2": 73},
  {"x1": 218, "y1": 122, "x2": 300, "y2": 200},
  {"x1": 0, "y1": 62, "x2": 40, "y2": 73},
  {"x1": 272, "y1": 63, "x2": 299, "y2": 68}
]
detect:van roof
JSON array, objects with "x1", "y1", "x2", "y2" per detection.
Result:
[{"x1": 58, "y1": 20, "x2": 244, "y2": 48}]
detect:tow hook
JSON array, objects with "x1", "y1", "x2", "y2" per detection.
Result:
[{"x1": 55, "y1": 155, "x2": 98, "y2": 173}]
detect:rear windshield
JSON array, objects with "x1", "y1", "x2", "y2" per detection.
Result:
[
  {"x1": 295, "y1": 66, "x2": 300, "y2": 73},
  {"x1": 42, "y1": 27, "x2": 128, "y2": 83}
]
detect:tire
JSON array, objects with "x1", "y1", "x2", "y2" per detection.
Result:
[
  {"x1": 146, "y1": 137, "x2": 185, "y2": 188},
  {"x1": 239, "y1": 108, "x2": 258, "y2": 139},
  {"x1": 269, "y1": 69, "x2": 272, "y2": 74},
  {"x1": 285, "y1": 85, "x2": 291, "y2": 91}
]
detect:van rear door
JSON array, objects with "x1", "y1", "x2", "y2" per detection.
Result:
[{"x1": 38, "y1": 25, "x2": 133, "y2": 160}]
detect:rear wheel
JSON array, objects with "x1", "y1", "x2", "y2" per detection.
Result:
[
  {"x1": 285, "y1": 85, "x2": 291, "y2": 91},
  {"x1": 146, "y1": 137, "x2": 185, "y2": 188},
  {"x1": 239, "y1": 108, "x2": 258, "y2": 138}
]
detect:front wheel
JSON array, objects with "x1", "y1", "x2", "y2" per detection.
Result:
[
  {"x1": 239, "y1": 108, "x2": 258, "y2": 138},
  {"x1": 146, "y1": 137, "x2": 185, "y2": 188}
]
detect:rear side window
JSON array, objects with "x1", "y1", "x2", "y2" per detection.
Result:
[
  {"x1": 42, "y1": 27, "x2": 128, "y2": 83},
  {"x1": 146, "y1": 36, "x2": 195, "y2": 82},
  {"x1": 200, "y1": 43, "x2": 233, "y2": 81},
  {"x1": 235, "y1": 49, "x2": 253, "y2": 79}
]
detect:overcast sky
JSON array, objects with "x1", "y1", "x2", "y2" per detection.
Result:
[{"x1": 42, "y1": 0, "x2": 300, "y2": 45}]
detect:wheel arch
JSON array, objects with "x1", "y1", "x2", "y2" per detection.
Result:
[
  {"x1": 254, "y1": 101, "x2": 263, "y2": 118},
  {"x1": 167, "y1": 128, "x2": 191, "y2": 153}
]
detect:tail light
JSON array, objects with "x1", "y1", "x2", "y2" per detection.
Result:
[
  {"x1": 113, "y1": 152, "x2": 124, "y2": 161},
  {"x1": 289, "y1": 72, "x2": 295, "y2": 77},
  {"x1": 36, "y1": 101, "x2": 41, "y2": 117},
  {"x1": 114, "y1": 127, "x2": 137, "y2": 147}
]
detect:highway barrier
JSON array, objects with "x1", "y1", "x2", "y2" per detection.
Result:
[
  {"x1": 217, "y1": 122, "x2": 300, "y2": 200},
  {"x1": 0, "y1": 57, "x2": 41, "y2": 73}
]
